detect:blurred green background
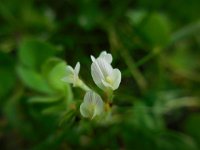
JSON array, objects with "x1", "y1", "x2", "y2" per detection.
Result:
[{"x1": 0, "y1": 0, "x2": 200, "y2": 149}]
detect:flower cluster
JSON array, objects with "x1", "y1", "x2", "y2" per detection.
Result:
[{"x1": 62, "y1": 51, "x2": 121, "y2": 120}]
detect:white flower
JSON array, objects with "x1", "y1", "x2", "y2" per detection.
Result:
[
  {"x1": 80, "y1": 91, "x2": 104, "y2": 119},
  {"x1": 62, "y1": 62, "x2": 81, "y2": 86},
  {"x1": 91, "y1": 51, "x2": 121, "y2": 91}
]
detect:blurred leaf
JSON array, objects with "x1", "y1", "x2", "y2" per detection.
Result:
[
  {"x1": 167, "y1": 47, "x2": 200, "y2": 82},
  {"x1": 42, "y1": 57, "x2": 64, "y2": 78},
  {"x1": 42, "y1": 105, "x2": 66, "y2": 115},
  {"x1": 42, "y1": 58, "x2": 73, "y2": 102},
  {"x1": 0, "y1": 38, "x2": 15, "y2": 52},
  {"x1": 171, "y1": 48, "x2": 198, "y2": 70},
  {"x1": 21, "y1": 5, "x2": 55, "y2": 31},
  {"x1": 32, "y1": 129, "x2": 69, "y2": 150},
  {"x1": 46, "y1": 60, "x2": 73, "y2": 105},
  {"x1": 127, "y1": 10, "x2": 146, "y2": 25},
  {"x1": 171, "y1": 21, "x2": 200, "y2": 44},
  {"x1": 0, "y1": 69, "x2": 15, "y2": 99},
  {"x1": 0, "y1": 0, "x2": 55, "y2": 31},
  {"x1": 16, "y1": 65, "x2": 52, "y2": 94},
  {"x1": 28, "y1": 95, "x2": 62, "y2": 103},
  {"x1": 0, "y1": 52, "x2": 15, "y2": 99},
  {"x1": 156, "y1": 131, "x2": 198, "y2": 150},
  {"x1": 132, "y1": 101, "x2": 164, "y2": 131},
  {"x1": 140, "y1": 13, "x2": 171, "y2": 47},
  {"x1": 154, "y1": 91, "x2": 200, "y2": 114},
  {"x1": 77, "y1": 0, "x2": 100, "y2": 30},
  {"x1": 3, "y1": 85, "x2": 23, "y2": 127},
  {"x1": 184, "y1": 113, "x2": 200, "y2": 147},
  {"x1": 18, "y1": 38, "x2": 57, "y2": 70},
  {"x1": 59, "y1": 110, "x2": 76, "y2": 126}
]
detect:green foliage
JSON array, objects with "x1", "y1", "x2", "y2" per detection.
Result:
[
  {"x1": 140, "y1": 13, "x2": 171, "y2": 47},
  {"x1": 18, "y1": 39, "x2": 56, "y2": 70},
  {"x1": 47, "y1": 61, "x2": 68, "y2": 91},
  {"x1": 0, "y1": 0, "x2": 200, "y2": 149},
  {"x1": 17, "y1": 66, "x2": 52, "y2": 93},
  {"x1": 128, "y1": 11, "x2": 171, "y2": 47},
  {"x1": 0, "y1": 52, "x2": 16, "y2": 99}
]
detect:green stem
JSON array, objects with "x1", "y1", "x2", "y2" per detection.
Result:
[
  {"x1": 106, "y1": 89, "x2": 114, "y2": 103},
  {"x1": 78, "y1": 80, "x2": 91, "y2": 91},
  {"x1": 135, "y1": 47, "x2": 161, "y2": 67}
]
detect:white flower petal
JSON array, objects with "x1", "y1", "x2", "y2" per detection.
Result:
[
  {"x1": 62, "y1": 62, "x2": 81, "y2": 86},
  {"x1": 80, "y1": 102, "x2": 91, "y2": 118},
  {"x1": 74, "y1": 62, "x2": 80, "y2": 76},
  {"x1": 96, "y1": 58, "x2": 113, "y2": 77},
  {"x1": 99, "y1": 51, "x2": 113, "y2": 64},
  {"x1": 91, "y1": 55, "x2": 96, "y2": 62},
  {"x1": 92, "y1": 100, "x2": 104, "y2": 119},
  {"x1": 111, "y1": 69, "x2": 121, "y2": 90},
  {"x1": 84, "y1": 91, "x2": 102, "y2": 106},
  {"x1": 91, "y1": 60, "x2": 105, "y2": 89},
  {"x1": 66, "y1": 66, "x2": 74, "y2": 74},
  {"x1": 80, "y1": 91, "x2": 104, "y2": 119},
  {"x1": 99, "y1": 51, "x2": 107, "y2": 56},
  {"x1": 91, "y1": 58, "x2": 113, "y2": 90},
  {"x1": 84, "y1": 91, "x2": 94, "y2": 106}
]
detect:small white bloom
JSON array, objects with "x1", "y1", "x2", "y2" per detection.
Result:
[
  {"x1": 80, "y1": 91, "x2": 104, "y2": 119},
  {"x1": 62, "y1": 62, "x2": 81, "y2": 86},
  {"x1": 91, "y1": 51, "x2": 121, "y2": 91}
]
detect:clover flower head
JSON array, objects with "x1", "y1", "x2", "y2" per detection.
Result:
[
  {"x1": 80, "y1": 91, "x2": 104, "y2": 119},
  {"x1": 91, "y1": 51, "x2": 121, "y2": 91},
  {"x1": 62, "y1": 62, "x2": 81, "y2": 87}
]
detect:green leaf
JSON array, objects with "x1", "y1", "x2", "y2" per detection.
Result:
[
  {"x1": 154, "y1": 91, "x2": 200, "y2": 114},
  {"x1": 169, "y1": 48, "x2": 199, "y2": 74},
  {"x1": 132, "y1": 101, "x2": 164, "y2": 131},
  {"x1": 47, "y1": 61, "x2": 68, "y2": 91},
  {"x1": 127, "y1": 10, "x2": 147, "y2": 25},
  {"x1": 59, "y1": 110, "x2": 76, "y2": 126},
  {"x1": 42, "y1": 57, "x2": 64, "y2": 78},
  {"x1": 140, "y1": 13, "x2": 171, "y2": 47},
  {"x1": 28, "y1": 95, "x2": 62, "y2": 103},
  {"x1": 42, "y1": 58, "x2": 73, "y2": 104},
  {"x1": 21, "y1": 5, "x2": 55, "y2": 31},
  {"x1": 16, "y1": 65, "x2": 52, "y2": 94},
  {"x1": 0, "y1": 52, "x2": 16, "y2": 99},
  {"x1": 0, "y1": 69, "x2": 15, "y2": 99},
  {"x1": 184, "y1": 113, "x2": 200, "y2": 147},
  {"x1": 18, "y1": 38, "x2": 56, "y2": 70},
  {"x1": 42, "y1": 105, "x2": 66, "y2": 115},
  {"x1": 157, "y1": 131, "x2": 198, "y2": 150}
]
